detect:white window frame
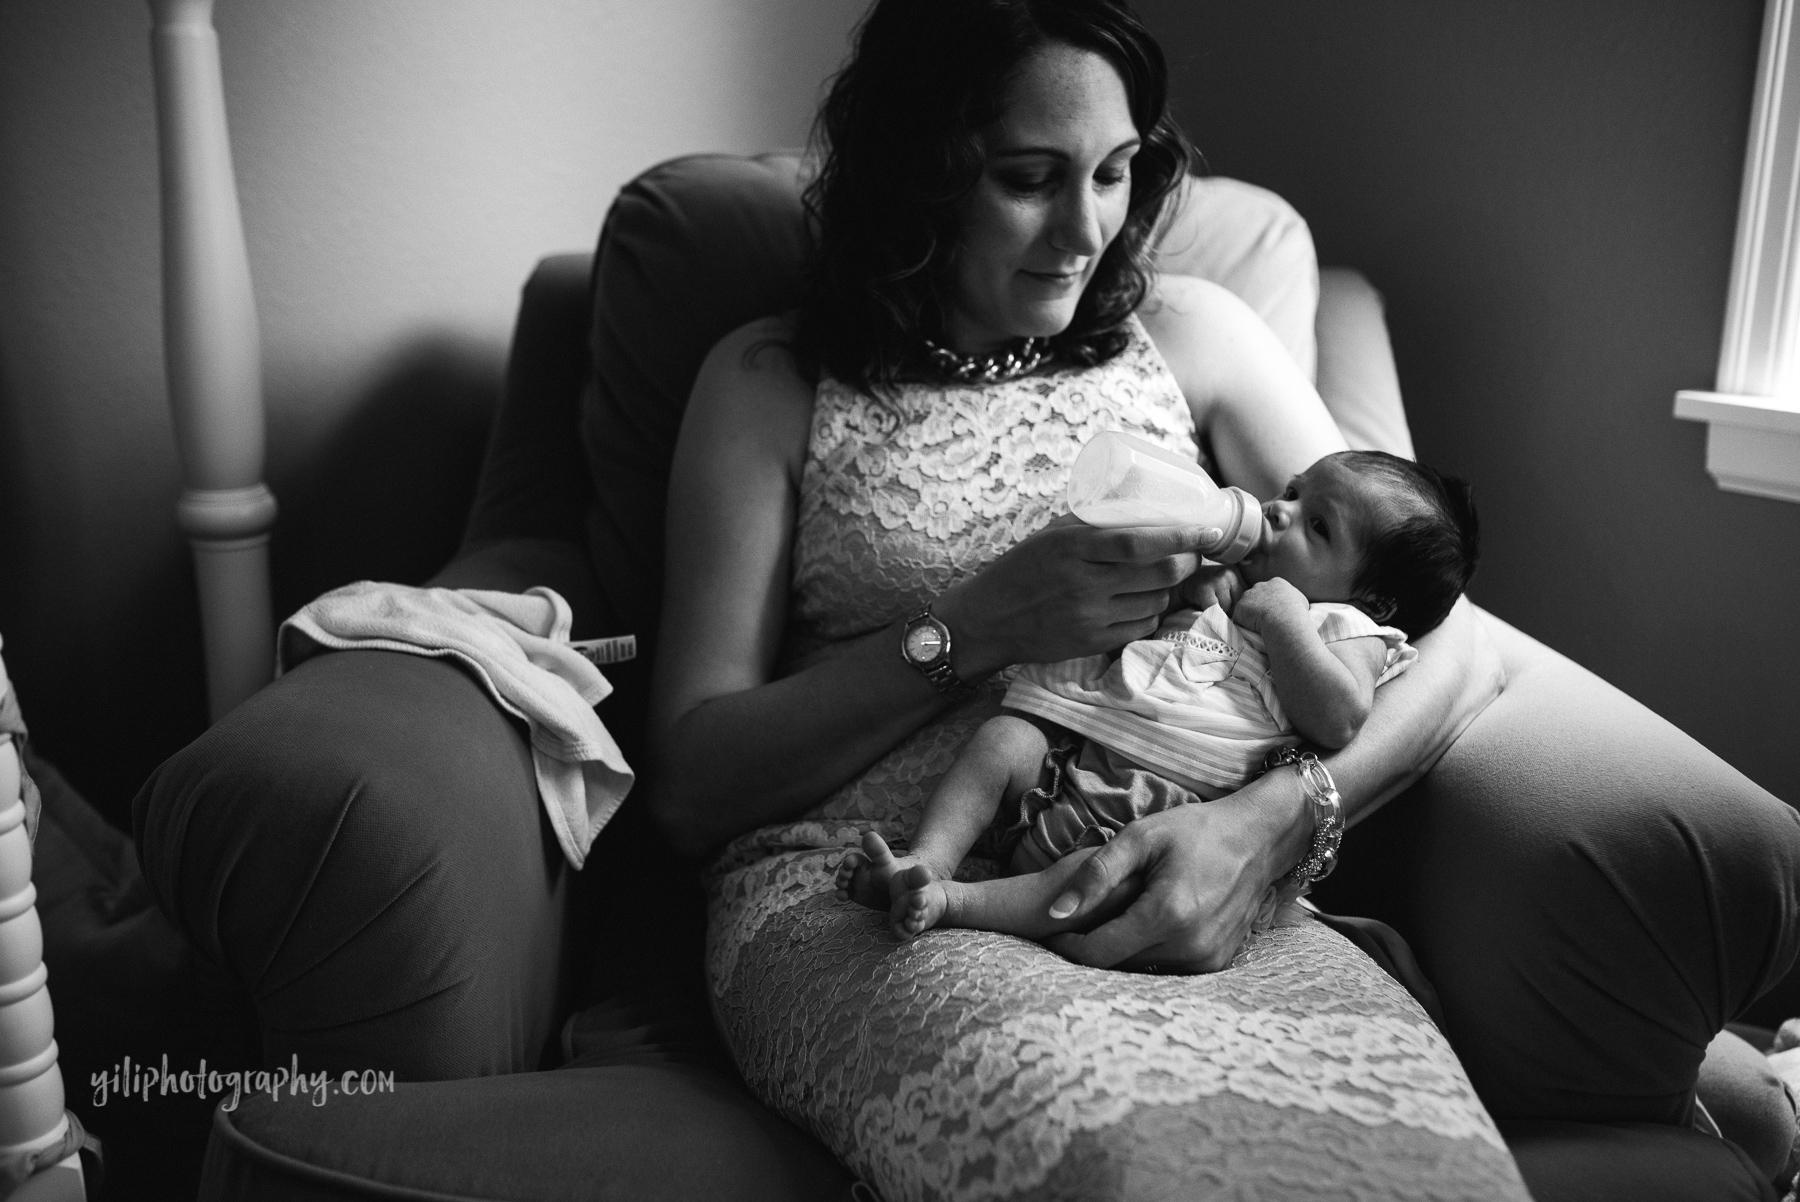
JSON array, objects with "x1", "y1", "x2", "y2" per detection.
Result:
[{"x1": 1675, "y1": 0, "x2": 1800, "y2": 503}]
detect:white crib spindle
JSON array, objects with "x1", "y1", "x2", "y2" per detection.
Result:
[
  {"x1": 0, "y1": 744, "x2": 82, "y2": 1199},
  {"x1": 148, "y1": 0, "x2": 278, "y2": 721}
]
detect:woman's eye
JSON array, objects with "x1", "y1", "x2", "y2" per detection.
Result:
[
  {"x1": 1000, "y1": 173, "x2": 1054, "y2": 194},
  {"x1": 1095, "y1": 169, "x2": 1129, "y2": 188}
]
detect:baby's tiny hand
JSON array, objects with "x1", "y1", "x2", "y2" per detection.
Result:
[
  {"x1": 1177, "y1": 565, "x2": 1245, "y2": 614},
  {"x1": 1233, "y1": 578, "x2": 1309, "y2": 634}
]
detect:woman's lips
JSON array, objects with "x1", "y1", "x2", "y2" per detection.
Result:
[{"x1": 1022, "y1": 268, "x2": 1083, "y2": 286}]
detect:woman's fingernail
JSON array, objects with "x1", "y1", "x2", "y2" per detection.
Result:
[
  {"x1": 1049, "y1": 894, "x2": 1079, "y2": 919},
  {"x1": 1199, "y1": 528, "x2": 1222, "y2": 544}
]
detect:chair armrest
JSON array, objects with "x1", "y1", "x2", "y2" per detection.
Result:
[
  {"x1": 1316, "y1": 267, "x2": 1416, "y2": 459},
  {"x1": 133, "y1": 648, "x2": 578, "y2": 1080}
]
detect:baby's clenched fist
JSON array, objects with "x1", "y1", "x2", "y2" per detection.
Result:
[
  {"x1": 1232, "y1": 578, "x2": 1311, "y2": 633},
  {"x1": 1177, "y1": 565, "x2": 1245, "y2": 614}
]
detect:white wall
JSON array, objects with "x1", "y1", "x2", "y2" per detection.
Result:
[{"x1": 0, "y1": 0, "x2": 864, "y2": 814}]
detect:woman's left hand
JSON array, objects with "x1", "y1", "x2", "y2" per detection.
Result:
[{"x1": 1043, "y1": 767, "x2": 1311, "y2": 972}]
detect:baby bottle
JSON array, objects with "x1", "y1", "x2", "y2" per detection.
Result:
[{"x1": 1066, "y1": 431, "x2": 1266, "y2": 563}]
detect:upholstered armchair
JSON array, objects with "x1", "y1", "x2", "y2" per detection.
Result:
[{"x1": 133, "y1": 152, "x2": 1794, "y2": 1201}]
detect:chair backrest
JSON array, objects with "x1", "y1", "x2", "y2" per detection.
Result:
[{"x1": 577, "y1": 150, "x2": 1323, "y2": 660}]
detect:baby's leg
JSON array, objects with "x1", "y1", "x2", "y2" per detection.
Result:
[
  {"x1": 892, "y1": 846, "x2": 1138, "y2": 940},
  {"x1": 836, "y1": 713, "x2": 1049, "y2": 911}
]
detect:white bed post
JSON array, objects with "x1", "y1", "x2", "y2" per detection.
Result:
[
  {"x1": 149, "y1": 0, "x2": 278, "y2": 721},
  {"x1": 0, "y1": 737, "x2": 82, "y2": 1198}
]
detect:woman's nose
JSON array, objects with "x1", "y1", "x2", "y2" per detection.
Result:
[{"x1": 1050, "y1": 187, "x2": 1104, "y2": 257}]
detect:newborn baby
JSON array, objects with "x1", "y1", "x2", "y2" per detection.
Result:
[{"x1": 838, "y1": 449, "x2": 1480, "y2": 939}]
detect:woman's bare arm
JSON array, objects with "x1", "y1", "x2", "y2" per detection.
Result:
[
  {"x1": 650, "y1": 319, "x2": 1224, "y2": 857},
  {"x1": 1142, "y1": 277, "x2": 1503, "y2": 820},
  {"x1": 1141, "y1": 275, "x2": 1348, "y2": 498},
  {"x1": 647, "y1": 320, "x2": 955, "y2": 856},
  {"x1": 1044, "y1": 284, "x2": 1506, "y2": 970}
]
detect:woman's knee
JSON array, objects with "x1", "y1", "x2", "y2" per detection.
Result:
[{"x1": 135, "y1": 650, "x2": 573, "y2": 1077}]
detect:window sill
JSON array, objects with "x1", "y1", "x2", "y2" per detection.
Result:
[{"x1": 1673, "y1": 390, "x2": 1800, "y2": 502}]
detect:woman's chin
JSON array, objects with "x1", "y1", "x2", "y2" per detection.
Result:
[{"x1": 1011, "y1": 302, "x2": 1080, "y2": 340}]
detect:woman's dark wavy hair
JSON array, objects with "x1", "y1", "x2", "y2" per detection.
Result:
[{"x1": 790, "y1": 0, "x2": 1197, "y2": 396}]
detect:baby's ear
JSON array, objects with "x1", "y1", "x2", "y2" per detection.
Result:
[{"x1": 1359, "y1": 594, "x2": 1398, "y2": 625}]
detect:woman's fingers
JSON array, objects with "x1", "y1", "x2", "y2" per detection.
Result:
[
  {"x1": 1110, "y1": 587, "x2": 1172, "y2": 623},
  {"x1": 1047, "y1": 908, "x2": 1165, "y2": 969},
  {"x1": 1081, "y1": 524, "x2": 1222, "y2": 563},
  {"x1": 1048, "y1": 828, "x2": 1145, "y2": 920}
]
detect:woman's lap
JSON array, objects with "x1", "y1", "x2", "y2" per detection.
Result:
[{"x1": 707, "y1": 847, "x2": 1531, "y2": 1201}]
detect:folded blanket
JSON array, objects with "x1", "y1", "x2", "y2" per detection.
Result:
[{"x1": 278, "y1": 582, "x2": 633, "y2": 869}]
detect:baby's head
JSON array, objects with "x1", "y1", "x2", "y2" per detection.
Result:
[{"x1": 1238, "y1": 450, "x2": 1480, "y2": 638}]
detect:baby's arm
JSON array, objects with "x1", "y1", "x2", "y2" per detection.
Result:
[{"x1": 1234, "y1": 579, "x2": 1387, "y2": 749}]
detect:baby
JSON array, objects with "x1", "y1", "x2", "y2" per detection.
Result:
[{"x1": 837, "y1": 449, "x2": 1480, "y2": 940}]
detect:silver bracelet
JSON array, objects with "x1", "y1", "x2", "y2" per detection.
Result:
[{"x1": 1263, "y1": 746, "x2": 1344, "y2": 893}]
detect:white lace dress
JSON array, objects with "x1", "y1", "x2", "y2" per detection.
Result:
[{"x1": 703, "y1": 318, "x2": 1530, "y2": 1201}]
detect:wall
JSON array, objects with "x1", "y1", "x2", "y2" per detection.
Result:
[
  {"x1": 0, "y1": 0, "x2": 863, "y2": 822},
  {"x1": 1138, "y1": 0, "x2": 1799, "y2": 803}
]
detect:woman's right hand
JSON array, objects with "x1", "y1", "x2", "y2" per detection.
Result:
[{"x1": 935, "y1": 514, "x2": 1223, "y2": 679}]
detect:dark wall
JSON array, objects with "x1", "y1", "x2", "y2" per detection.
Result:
[{"x1": 1139, "y1": 0, "x2": 1799, "y2": 803}]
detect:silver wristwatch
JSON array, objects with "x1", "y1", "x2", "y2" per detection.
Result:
[{"x1": 901, "y1": 607, "x2": 976, "y2": 699}]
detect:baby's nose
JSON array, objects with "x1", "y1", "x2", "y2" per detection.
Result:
[{"x1": 1262, "y1": 500, "x2": 1290, "y2": 530}]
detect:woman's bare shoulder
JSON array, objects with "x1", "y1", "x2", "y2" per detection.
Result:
[
  {"x1": 1137, "y1": 273, "x2": 1296, "y2": 398},
  {"x1": 686, "y1": 313, "x2": 816, "y2": 477},
  {"x1": 1137, "y1": 274, "x2": 1260, "y2": 361}
]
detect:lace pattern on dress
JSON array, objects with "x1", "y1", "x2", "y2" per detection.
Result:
[
  {"x1": 708, "y1": 849, "x2": 1525, "y2": 1202},
  {"x1": 705, "y1": 317, "x2": 1530, "y2": 1200}
]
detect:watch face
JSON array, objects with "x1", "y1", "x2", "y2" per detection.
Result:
[{"x1": 904, "y1": 622, "x2": 948, "y2": 664}]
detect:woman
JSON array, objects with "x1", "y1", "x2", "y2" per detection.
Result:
[{"x1": 649, "y1": 0, "x2": 1793, "y2": 1196}]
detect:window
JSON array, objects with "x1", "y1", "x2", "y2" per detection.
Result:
[{"x1": 1675, "y1": 0, "x2": 1800, "y2": 502}]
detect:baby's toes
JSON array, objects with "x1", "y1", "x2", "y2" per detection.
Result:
[
  {"x1": 833, "y1": 851, "x2": 865, "y2": 894},
  {"x1": 894, "y1": 897, "x2": 930, "y2": 939}
]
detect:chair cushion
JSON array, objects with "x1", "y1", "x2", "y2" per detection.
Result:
[
  {"x1": 580, "y1": 151, "x2": 812, "y2": 675},
  {"x1": 578, "y1": 152, "x2": 1331, "y2": 699}
]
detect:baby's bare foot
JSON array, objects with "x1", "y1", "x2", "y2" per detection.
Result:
[
  {"x1": 891, "y1": 863, "x2": 950, "y2": 938},
  {"x1": 835, "y1": 831, "x2": 920, "y2": 912}
]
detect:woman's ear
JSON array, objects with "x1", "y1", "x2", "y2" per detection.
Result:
[{"x1": 1359, "y1": 594, "x2": 1398, "y2": 625}]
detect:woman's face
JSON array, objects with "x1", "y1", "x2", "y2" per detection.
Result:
[{"x1": 946, "y1": 43, "x2": 1140, "y2": 354}]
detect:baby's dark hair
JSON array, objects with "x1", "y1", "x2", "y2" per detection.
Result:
[{"x1": 1333, "y1": 450, "x2": 1480, "y2": 639}]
